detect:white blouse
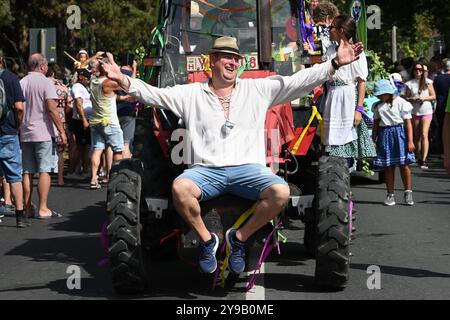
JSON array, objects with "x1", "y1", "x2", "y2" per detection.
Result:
[
  {"x1": 372, "y1": 97, "x2": 413, "y2": 127},
  {"x1": 405, "y1": 78, "x2": 434, "y2": 115},
  {"x1": 326, "y1": 45, "x2": 369, "y2": 84},
  {"x1": 321, "y1": 45, "x2": 368, "y2": 146}
]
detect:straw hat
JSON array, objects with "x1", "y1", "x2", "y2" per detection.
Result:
[{"x1": 208, "y1": 37, "x2": 243, "y2": 58}]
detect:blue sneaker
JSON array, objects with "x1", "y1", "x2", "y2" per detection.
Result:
[
  {"x1": 225, "y1": 228, "x2": 246, "y2": 274},
  {"x1": 199, "y1": 233, "x2": 219, "y2": 273}
]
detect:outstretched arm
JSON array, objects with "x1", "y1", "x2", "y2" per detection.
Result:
[
  {"x1": 99, "y1": 52, "x2": 185, "y2": 118},
  {"x1": 263, "y1": 41, "x2": 364, "y2": 106}
]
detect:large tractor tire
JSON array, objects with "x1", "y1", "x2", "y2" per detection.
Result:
[
  {"x1": 107, "y1": 159, "x2": 148, "y2": 294},
  {"x1": 313, "y1": 156, "x2": 351, "y2": 289}
]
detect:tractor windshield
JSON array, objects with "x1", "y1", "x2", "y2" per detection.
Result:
[
  {"x1": 159, "y1": 0, "x2": 303, "y2": 87},
  {"x1": 270, "y1": 0, "x2": 304, "y2": 76},
  {"x1": 190, "y1": 0, "x2": 258, "y2": 54}
]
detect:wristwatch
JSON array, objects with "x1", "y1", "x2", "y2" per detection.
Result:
[{"x1": 331, "y1": 58, "x2": 341, "y2": 70}]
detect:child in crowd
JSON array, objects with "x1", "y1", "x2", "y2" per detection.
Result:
[{"x1": 372, "y1": 79, "x2": 416, "y2": 206}]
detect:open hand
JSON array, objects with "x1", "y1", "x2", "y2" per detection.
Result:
[
  {"x1": 99, "y1": 52, "x2": 124, "y2": 83},
  {"x1": 336, "y1": 39, "x2": 364, "y2": 67}
]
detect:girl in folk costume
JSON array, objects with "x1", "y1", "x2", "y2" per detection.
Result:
[
  {"x1": 321, "y1": 15, "x2": 375, "y2": 162},
  {"x1": 372, "y1": 80, "x2": 416, "y2": 206},
  {"x1": 286, "y1": 0, "x2": 321, "y2": 54},
  {"x1": 405, "y1": 62, "x2": 436, "y2": 169},
  {"x1": 302, "y1": 1, "x2": 340, "y2": 59}
]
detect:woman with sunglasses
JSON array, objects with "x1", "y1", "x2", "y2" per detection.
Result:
[{"x1": 405, "y1": 63, "x2": 436, "y2": 169}]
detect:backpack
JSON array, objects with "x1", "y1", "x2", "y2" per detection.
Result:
[{"x1": 0, "y1": 69, "x2": 11, "y2": 124}]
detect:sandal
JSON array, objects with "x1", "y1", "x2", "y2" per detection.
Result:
[
  {"x1": 90, "y1": 181, "x2": 101, "y2": 189},
  {"x1": 34, "y1": 210, "x2": 63, "y2": 219}
]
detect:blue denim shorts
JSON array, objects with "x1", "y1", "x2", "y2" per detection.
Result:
[
  {"x1": 90, "y1": 124, "x2": 124, "y2": 153},
  {"x1": 175, "y1": 164, "x2": 287, "y2": 202},
  {"x1": 22, "y1": 140, "x2": 58, "y2": 174},
  {"x1": 0, "y1": 135, "x2": 22, "y2": 183}
]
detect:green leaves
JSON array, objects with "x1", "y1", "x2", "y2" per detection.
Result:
[
  {"x1": 1, "y1": 0, "x2": 159, "y2": 71},
  {"x1": 366, "y1": 49, "x2": 389, "y2": 97},
  {"x1": 0, "y1": 0, "x2": 12, "y2": 27}
]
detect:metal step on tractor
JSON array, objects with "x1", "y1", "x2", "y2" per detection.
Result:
[{"x1": 105, "y1": 0, "x2": 351, "y2": 294}]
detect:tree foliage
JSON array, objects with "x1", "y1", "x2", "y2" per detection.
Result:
[
  {"x1": 0, "y1": 0, "x2": 12, "y2": 27},
  {"x1": 0, "y1": 0, "x2": 159, "y2": 72},
  {"x1": 1, "y1": 0, "x2": 449, "y2": 73},
  {"x1": 334, "y1": 1, "x2": 449, "y2": 63}
]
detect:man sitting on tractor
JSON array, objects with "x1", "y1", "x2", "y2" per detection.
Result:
[{"x1": 99, "y1": 36, "x2": 363, "y2": 275}]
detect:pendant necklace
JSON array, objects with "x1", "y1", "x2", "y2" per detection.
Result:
[{"x1": 212, "y1": 85, "x2": 235, "y2": 136}]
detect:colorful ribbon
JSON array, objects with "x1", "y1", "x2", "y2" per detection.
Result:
[
  {"x1": 290, "y1": 105, "x2": 323, "y2": 155},
  {"x1": 213, "y1": 203, "x2": 257, "y2": 289}
]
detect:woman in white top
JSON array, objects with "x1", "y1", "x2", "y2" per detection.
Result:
[
  {"x1": 405, "y1": 63, "x2": 436, "y2": 169},
  {"x1": 321, "y1": 15, "x2": 376, "y2": 160}
]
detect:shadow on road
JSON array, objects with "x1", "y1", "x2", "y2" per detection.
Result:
[
  {"x1": 50, "y1": 201, "x2": 107, "y2": 234},
  {"x1": 264, "y1": 273, "x2": 331, "y2": 293},
  {"x1": 1, "y1": 200, "x2": 116, "y2": 299},
  {"x1": 350, "y1": 175, "x2": 384, "y2": 186},
  {"x1": 351, "y1": 264, "x2": 450, "y2": 278},
  {"x1": 3, "y1": 234, "x2": 115, "y2": 298}
]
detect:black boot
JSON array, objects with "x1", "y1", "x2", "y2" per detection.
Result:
[{"x1": 16, "y1": 210, "x2": 30, "y2": 228}]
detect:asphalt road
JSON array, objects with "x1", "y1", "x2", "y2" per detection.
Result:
[{"x1": 0, "y1": 156, "x2": 449, "y2": 300}]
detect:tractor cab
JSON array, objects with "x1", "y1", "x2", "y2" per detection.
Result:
[{"x1": 149, "y1": 0, "x2": 310, "y2": 87}]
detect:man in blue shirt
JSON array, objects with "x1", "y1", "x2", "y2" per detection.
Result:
[{"x1": 0, "y1": 50, "x2": 28, "y2": 228}]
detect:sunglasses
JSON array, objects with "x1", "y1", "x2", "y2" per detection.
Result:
[{"x1": 414, "y1": 68, "x2": 423, "y2": 71}]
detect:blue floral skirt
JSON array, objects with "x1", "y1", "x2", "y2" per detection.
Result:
[{"x1": 374, "y1": 125, "x2": 415, "y2": 167}]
